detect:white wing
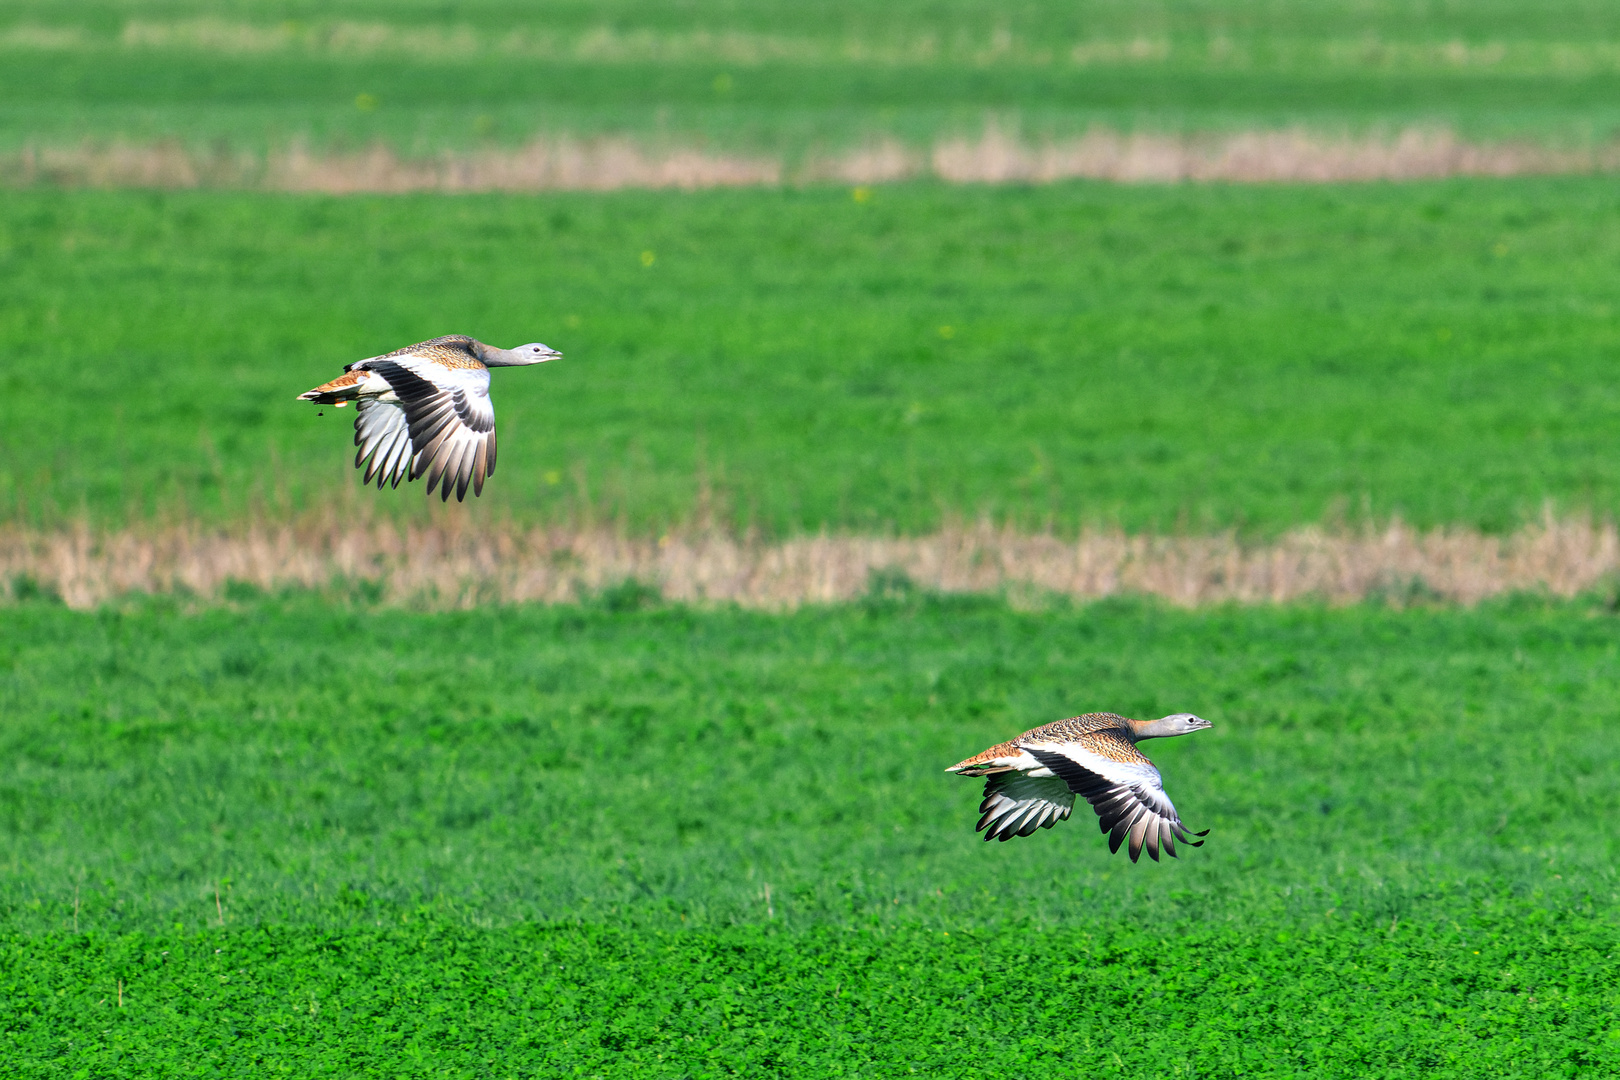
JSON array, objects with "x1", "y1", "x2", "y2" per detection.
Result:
[
  {"x1": 360, "y1": 358, "x2": 496, "y2": 502},
  {"x1": 354, "y1": 398, "x2": 412, "y2": 489},
  {"x1": 1023, "y1": 743, "x2": 1206, "y2": 862},
  {"x1": 976, "y1": 772, "x2": 1075, "y2": 842}
]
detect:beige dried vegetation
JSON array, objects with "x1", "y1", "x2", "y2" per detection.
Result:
[
  {"x1": 5, "y1": 517, "x2": 1617, "y2": 610},
  {"x1": 14, "y1": 20, "x2": 1620, "y2": 75},
  {"x1": 927, "y1": 126, "x2": 1608, "y2": 183},
  {"x1": 0, "y1": 138, "x2": 784, "y2": 192},
  {"x1": 5, "y1": 126, "x2": 1617, "y2": 193}
]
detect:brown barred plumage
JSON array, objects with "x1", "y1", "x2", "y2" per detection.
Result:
[{"x1": 947, "y1": 711, "x2": 1213, "y2": 862}]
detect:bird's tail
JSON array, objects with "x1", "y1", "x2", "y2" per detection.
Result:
[
  {"x1": 945, "y1": 740, "x2": 1022, "y2": 776},
  {"x1": 296, "y1": 371, "x2": 366, "y2": 405},
  {"x1": 945, "y1": 762, "x2": 1007, "y2": 777}
]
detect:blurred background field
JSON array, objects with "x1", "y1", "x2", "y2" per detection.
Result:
[
  {"x1": 4, "y1": 1, "x2": 1620, "y2": 1075},
  {"x1": 8, "y1": 0, "x2": 1620, "y2": 171},
  {"x1": 7, "y1": 180, "x2": 1620, "y2": 537}
]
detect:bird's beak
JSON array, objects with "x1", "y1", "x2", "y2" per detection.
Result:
[{"x1": 527, "y1": 347, "x2": 562, "y2": 365}]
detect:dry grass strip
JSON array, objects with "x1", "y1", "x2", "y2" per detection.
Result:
[
  {"x1": 5, "y1": 127, "x2": 1616, "y2": 192},
  {"x1": 19, "y1": 21, "x2": 1620, "y2": 76},
  {"x1": 5, "y1": 517, "x2": 1618, "y2": 609},
  {"x1": 925, "y1": 127, "x2": 1606, "y2": 184},
  {"x1": 0, "y1": 138, "x2": 783, "y2": 192}
]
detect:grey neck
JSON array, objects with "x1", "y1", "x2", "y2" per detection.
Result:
[
  {"x1": 472, "y1": 341, "x2": 522, "y2": 367},
  {"x1": 1131, "y1": 716, "x2": 1185, "y2": 740}
]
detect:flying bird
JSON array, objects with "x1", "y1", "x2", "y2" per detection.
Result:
[
  {"x1": 947, "y1": 712, "x2": 1211, "y2": 862},
  {"x1": 297, "y1": 335, "x2": 560, "y2": 502}
]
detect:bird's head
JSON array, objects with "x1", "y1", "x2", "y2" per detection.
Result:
[
  {"x1": 1134, "y1": 712, "x2": 1213, "y2": 739},
  {"x1": 511, "y1": 342, "x2": 562, "y2": 366},
  {"x1": 481, "y1": 341, "x2": 563, "y2": 367}
]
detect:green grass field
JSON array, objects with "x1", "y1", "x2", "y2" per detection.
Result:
[
  {"x1": 8, "y1": 3, "x2": 1620, "y2": 1074},
  {"x1": 7, "y1": 0, "x2": 1620, "y2": 155},
  {"x1": 1, "y1": 592, "x2": 1616, "y2": 1074},
  {"x1": 6, "y1": 179, "x2": 1620, "y2": 534}
]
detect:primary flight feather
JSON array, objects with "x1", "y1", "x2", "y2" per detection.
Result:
[
  {"x1": 947, "y1": 712, "x2": 1212, "y2": 862},
  {"x1": 297, "y1": 335, "x2": 560, "y2": 502}
]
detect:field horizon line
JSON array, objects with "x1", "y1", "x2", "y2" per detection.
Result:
[
  {"x1": 6, "y1": 514, "x2": 1618, "y2": 610},
  {"x1": 7, "y1": 125, "x2": 1620, "y2": 192}
]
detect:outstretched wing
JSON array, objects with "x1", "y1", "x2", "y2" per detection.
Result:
[
  {"x1": 1023, "y1": 743, "x2": 1206, "y2": 863},
  {"x1": 362, "y1": 359, "x2": 496, "y2": 502},
  {"x1": 976, "y1": 772, "x2": 1075, "y2": 842},
  {"x1": 354, "y1": 399, "x2": 412, "y2": 489}
]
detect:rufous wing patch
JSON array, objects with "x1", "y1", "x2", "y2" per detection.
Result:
[
  {"x1": 297, "y1": 370, "x2": 366, "y2": 403},
  {"x1": 946, "y1": 740, "x2": 1022, "y2": 775}
]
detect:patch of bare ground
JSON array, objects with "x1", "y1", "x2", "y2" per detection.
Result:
[
  {"x1": 5, "y1": 127, "x2": 1617, "y2": 192},
  {"x1": 5, "y1": 517, "x2": 1617, "y2": 609}
]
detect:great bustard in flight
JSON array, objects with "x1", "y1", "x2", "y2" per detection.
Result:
[
  {"x1": 297, "y1": 335, "x2": 559, "y2": 502},
  {"x1": 947, "y1": 712, "x2": 1211, "y2": 862}
]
